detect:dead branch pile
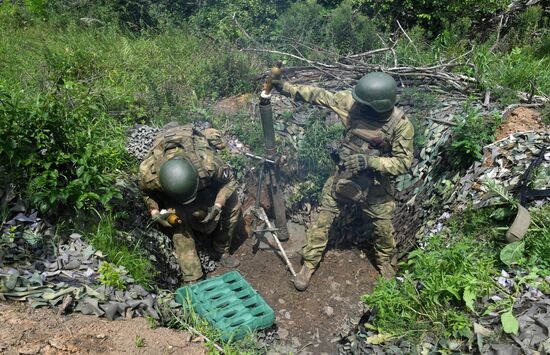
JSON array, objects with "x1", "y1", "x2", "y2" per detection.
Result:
[{"x1": 242, "y1": 42, "x2": 547, "y2": 104}]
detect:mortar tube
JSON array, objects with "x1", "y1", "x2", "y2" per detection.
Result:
[
  {"x1": 259, "y1": 101, "x2": 277, "y2": 158},
  {"x1": 259, "y1": 101, "x2": 290, "y2": 241}
]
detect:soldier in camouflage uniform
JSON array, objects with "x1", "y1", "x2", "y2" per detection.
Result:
[
  {"x1": 274, "y1": 72, "x2": 414, "y2": 291},
  {"x1": 139, "y1": 123, "x2": 241, "y2": 283}
]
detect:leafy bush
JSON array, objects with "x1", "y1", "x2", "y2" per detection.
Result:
[
  {"x1": 275, "y1": 1, "x2": 327, "y2": 57},
  {"x1": 353, "y1": 0, "x2": 509, "y2": 34},
  {"x1": 363, "y1": 208, "x2": 501, "y2": 339},
  {"x1": 275, "y1": 0, "x2": 383, "y2": 59},
  {"x1": 0, "y1": 83, "x2": 128, "y2": 215},
  {"x1": 444, "y1": 106, "x2": 502, "y2": 170},
  {"x1": 98, "y1": 261, "x2": 128, "y2": 290},
  {"x1": 503, "y1": 6, "x2": 548, "y2": 51},
  {"x1": 326, "y1": 0, "x2": 382, "y2": 54},
  {"x1": 188, "y1": 0, "x2": 288, "y2": 40}
]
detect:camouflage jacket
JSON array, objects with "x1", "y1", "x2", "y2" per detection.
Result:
[
  {"x1": 281, "y1": 83, "x2": 414, "y2": 177},
  {"x1": 138, "y1": 124, "x2": 237, "y2": 212}
]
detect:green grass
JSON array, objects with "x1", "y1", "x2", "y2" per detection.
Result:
[
  {"x1": 0, "y1": 16, "x2": 261, "y2": 125},
  {"x1": 87, "y1": 215, "x2": 156, "y2": 289},
  {"x1": 363, "y1": 205, "x2": 550, "y2": 344}
]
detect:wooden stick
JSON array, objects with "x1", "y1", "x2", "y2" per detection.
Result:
[
  {"x1": 397, "y1": 20, "x2": 419, "y2": 54},
  {"x1": 256, "y1": 207, "x2": 297, "y2": 277}
]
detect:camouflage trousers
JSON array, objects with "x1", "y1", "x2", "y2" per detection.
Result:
[
  {"x1": 302, "y1": 175, "x2": 396, "y2": 270},
  {"x1": 170, "y1": 192, "x2": 241, "y2": 282}
]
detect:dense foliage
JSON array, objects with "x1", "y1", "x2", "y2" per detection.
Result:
[
  {"x1": 364, "y1": 205, "x2": 550, "y2": 341},
  {"x1": 0, "y1": 85, "x2": 128, "y2": 215}
]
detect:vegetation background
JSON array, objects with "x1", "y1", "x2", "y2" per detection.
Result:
[{"x1": 0, "y1": 0, "x2": 548, "y2": 351}]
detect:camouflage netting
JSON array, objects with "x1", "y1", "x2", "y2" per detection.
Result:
[{"x1": 0, "y1": 199, "x2": 180, "y2": 321}]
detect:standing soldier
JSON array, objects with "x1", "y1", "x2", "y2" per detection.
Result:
[
  {"x1": 139, "y1": 123, "x2": 241, "y2": 283},
  {"x1": 273, "y1": 72, "x2": 414, "y2": 291}
]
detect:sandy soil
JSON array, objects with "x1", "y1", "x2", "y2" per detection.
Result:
[
  {"x1": 0, "y1": 302, "x2": 206, "y2": 355},
  {"x1": 496, "y1": 107, "x2": 544, "y2": 140}
]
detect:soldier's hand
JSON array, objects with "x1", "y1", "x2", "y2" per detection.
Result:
[
  {"x1": 270, "y1": 79, "x2": 284, "y2": 92},
  {"x1": 200, "y1": 204, "x2": 222, "y2": 224},
  {"x1": 152, "y1": 210, "x2": 172, "y2": 228},
  {"x1": 343, "y1": 154, "x2": 369, "y2": 174}
]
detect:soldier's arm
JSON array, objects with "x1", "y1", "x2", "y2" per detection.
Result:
[
  {"x1": 142, "y1": 193, "x2": 161, "y2": 215},
  {"x1": 138, "y1": 157, "x2": 161, "y2": 215},
  {"x1": 280, "y1": 83, "x2": 351, "y2": 123},
  {"x1": 368, "y1": 118, "x2": 414, "y2": 176},
  {"x1": 212, "y1": 158, "x2": 238, "y2": 207}
]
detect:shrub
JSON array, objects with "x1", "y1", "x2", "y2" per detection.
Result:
[
  {"x1": 363, "y1": 208, "x2": 501, "y2": 340},
  {"x1": 275, "y1": 0, "x2": 383, "y2": 60},
  {"x1": 0, "y1": 83, "x2": 129, "y2": 215},
  {"x1": 444, "y1": 105, "x2": 502, "y2": 170},
  {"x1": 98, "y1": 261, "x2": 128, "y2": 290},
  {"x1": 353, "y1": 0, "x2": 509, "y2": 34},
  {"x1": 188, "y1": 0, "x2": 288, "y2": 40},
  {"x1": 503, "y1": 6, "x2": 548, "y2": 51},
  {"x1": 326, "y1": 0, "x2": 382, "y2": 54},
  {"x1": 275, "y1": 1, "x2": 328, "y2": 61}
]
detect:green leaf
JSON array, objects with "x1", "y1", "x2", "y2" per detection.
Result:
[
  {"x1": 501, "y1": 311, "x2": 519, "y2": 335},
  {"x1": 500, "y1": 241, "x2": 525, "y2": 266},
  {"x1": 463, "y1": 287, "x2": 476, "y2": 313}
]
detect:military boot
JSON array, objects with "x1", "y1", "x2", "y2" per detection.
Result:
[
  {"x1": 219, "y1": 253, "x2": 240, "y2": 268},
  {"x1": 293, "y1": 265, "x2": 316, "y2": 291},
  {"x1": 377, "y1": 261, "x2": 395, "y2": 280}
]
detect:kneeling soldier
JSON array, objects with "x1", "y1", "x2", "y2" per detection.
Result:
[{"x1": 139, "y1": 123, "x2": 241, "y2": 283}]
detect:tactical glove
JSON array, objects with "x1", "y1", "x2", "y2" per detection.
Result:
[
  {"x1": 343, "y1": 154, "x2": 369, "y2": 174},
  {"x1": 152, "y1": 210, "x2": 173, "y2": 228},
  {"x1": 200, "y1": 205, "x2": 222, "y2": 224}
]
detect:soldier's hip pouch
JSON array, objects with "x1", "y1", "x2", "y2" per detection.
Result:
[{"x1": 333, "y1": 178, "x2": 369, "y2": 203}]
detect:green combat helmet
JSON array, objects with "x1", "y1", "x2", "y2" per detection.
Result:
[
  {"x1": 159, "y1": 156, "x2": 199, "y2": 205},
  {"x1": 352, "y1": 72, "x2": 397, "y2": 113}
]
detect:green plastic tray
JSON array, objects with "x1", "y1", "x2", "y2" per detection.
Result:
[{"x1": 175, "y1": 271, "x2": 275, "y2": 340}]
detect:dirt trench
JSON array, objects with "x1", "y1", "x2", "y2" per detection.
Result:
[{"x1": 211, "y1": 235, "x2": 380, "y2": 354}]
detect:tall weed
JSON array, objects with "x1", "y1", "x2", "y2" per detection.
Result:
[
  {"x1": 88, "y1": 215, "x2": 155, "y2": 288},
  {"x1": 444, "y1": 105, "x2": 502, "y2": 170}
]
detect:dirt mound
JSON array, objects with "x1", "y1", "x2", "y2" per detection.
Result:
[
  {"x1": 496, "y1": 107, "x2": 544, "y2": 140},
  {"x1": 213, "y1": 94, "x2": 254, "y2": 114},
  {"x1": 0, "y1": 302, "x2": 205, "y2": 355}
]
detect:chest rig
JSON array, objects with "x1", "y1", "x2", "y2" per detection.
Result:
[
  {"x1": 331, "y1": 108, "x2": 404, "y2": 203},
  {"x1": 342, "y1": 107, "x2": 404, "y2": 158}
]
